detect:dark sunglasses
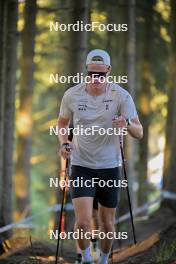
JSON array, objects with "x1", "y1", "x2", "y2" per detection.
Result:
[{"x1": 87, "y1": 71, "x2": 108, "y2": 78}]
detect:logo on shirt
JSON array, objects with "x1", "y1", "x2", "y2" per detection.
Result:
[
  {"x1": 103, "y1": 99, "x2": 112, "y2": 110},
  {"x1": 103, "y1": 99, "x2": 113, "y2": 103},
  {"x1": 78, "y1": 104, "x2": 87, "y2": 111},
  {"x1": 105, "y1": 104, "x2": 109, "y2": 110}
]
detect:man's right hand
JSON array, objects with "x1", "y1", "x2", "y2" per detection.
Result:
[
  {"x1": 59, "y1": 178, "x2": 69, "y2": 191},
  {"x1": 59, "y1": 143, "x2": 72, "y2": 159}
]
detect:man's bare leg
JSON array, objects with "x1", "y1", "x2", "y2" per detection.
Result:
[
  {"x1": 72, "y1": 197, "x2": 93, "y2": 262},
  {"x1": 98, "y1": 204, "x2": 116, "y2": 263}
]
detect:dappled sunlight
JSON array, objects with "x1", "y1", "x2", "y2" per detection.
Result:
[
  {"x1": 15, "y1": 171, "x2": 29, "y2": 198},
  {"x1": 160, "y1": 26, "x2": 171, "y2": 43},
  {"x1": 155, "y1": 0, "x2": 171, "y2": 21},
  {"x1": 140, "y1": 95, "x2": 150, "y2": 115},
  {"x1": 16, "y1": 111, "x2": 33, "y2": 136},
  {"x1": 38, "y1": 118, "x2": 58, "y2": 131},
  {"x1": 33, "y1": 109, "x2": 49, "y2": 121},
  {"x1": 91, "y1": 10, "x2": 107, "y2": 24},
  {"x1": 17, "y1": 1, "x2": 25, "y2": 32},
  {"x1": 150, "y1": 92, "x2": 167, "y2": 112},
  {"x1": 30, "y1": 154, "x2": 47, "y2": 165},
  {"x1": 148, "y1": 152, "x2": 164, "y2": 187}
]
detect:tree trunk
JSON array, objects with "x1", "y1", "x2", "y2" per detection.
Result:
[
  {"x1": 0, "y1": 0, "x2": 7, "y2": 227},
  {"x1": 59, "y1": 0, "x2": 89, "y2": 77},
  {"x1": 106, "y1": 1, "x2": 129, "y2": 216},
  {"x1": 126, "y1": 0, "x2": 138, "y2": 210},
  {"x1": 15, "y1": 0, "x2": 37, "y2": 220},
  {"x1": 137, "y1": 0, "x2": 155, "y2": 206},
  {"x1": 162, "y1": 0, "x2": 176, "y2": 212},
  {"x1": 69, "y1": 0, "x2": 89, "y2": 75},
  {"x1": 0, "y1": 0, "x2": 18, "y2": 240}
]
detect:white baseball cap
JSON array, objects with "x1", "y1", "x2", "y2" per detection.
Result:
[{"x1": 86, "y1": 49, "x2": 111, "y2": 66}]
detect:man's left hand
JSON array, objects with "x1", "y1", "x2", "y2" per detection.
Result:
[{"x1": 112, "y1": 115, "x2": 127, "y2": 128}]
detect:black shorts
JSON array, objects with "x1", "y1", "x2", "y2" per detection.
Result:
[
  {"x1": 93, "y1": 190, "x2": 98, "y2": 210},
  {"x1": 70, "y1": 165, "x2": 122, "y2": 208}
]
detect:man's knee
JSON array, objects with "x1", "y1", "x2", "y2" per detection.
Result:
[
  {"x1": 76, "y1": 218, "x2": 91, "y2": 231},
  {"x1": 100, "y1": 219, "x2": 114, "y2": 232}
]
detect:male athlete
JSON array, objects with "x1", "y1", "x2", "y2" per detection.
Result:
[
  {"x1": 58, "y1": 49, "x2": 143, "y2": 264},
  {"x1": 59, "y1": 128, "x2": 100, "y2": 263}
]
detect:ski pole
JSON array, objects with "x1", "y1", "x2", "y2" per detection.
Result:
[
  {"x1": 119, "y1": 134, "x2": 137, "y2": 244},
  {"x1": 55, "y1": 145, "x2": 70, "y2": 264},
  {"x1": 60, "y1": 176, "x2": 68, "y2": 255}
]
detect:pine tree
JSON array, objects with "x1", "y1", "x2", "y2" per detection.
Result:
[{"x1": 15, "y1": 0, "x2": 37, "y2": 220}]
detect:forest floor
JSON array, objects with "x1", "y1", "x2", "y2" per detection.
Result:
[{"x1": 0, "y1": 206, "x2": 176, "y2": 264}]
